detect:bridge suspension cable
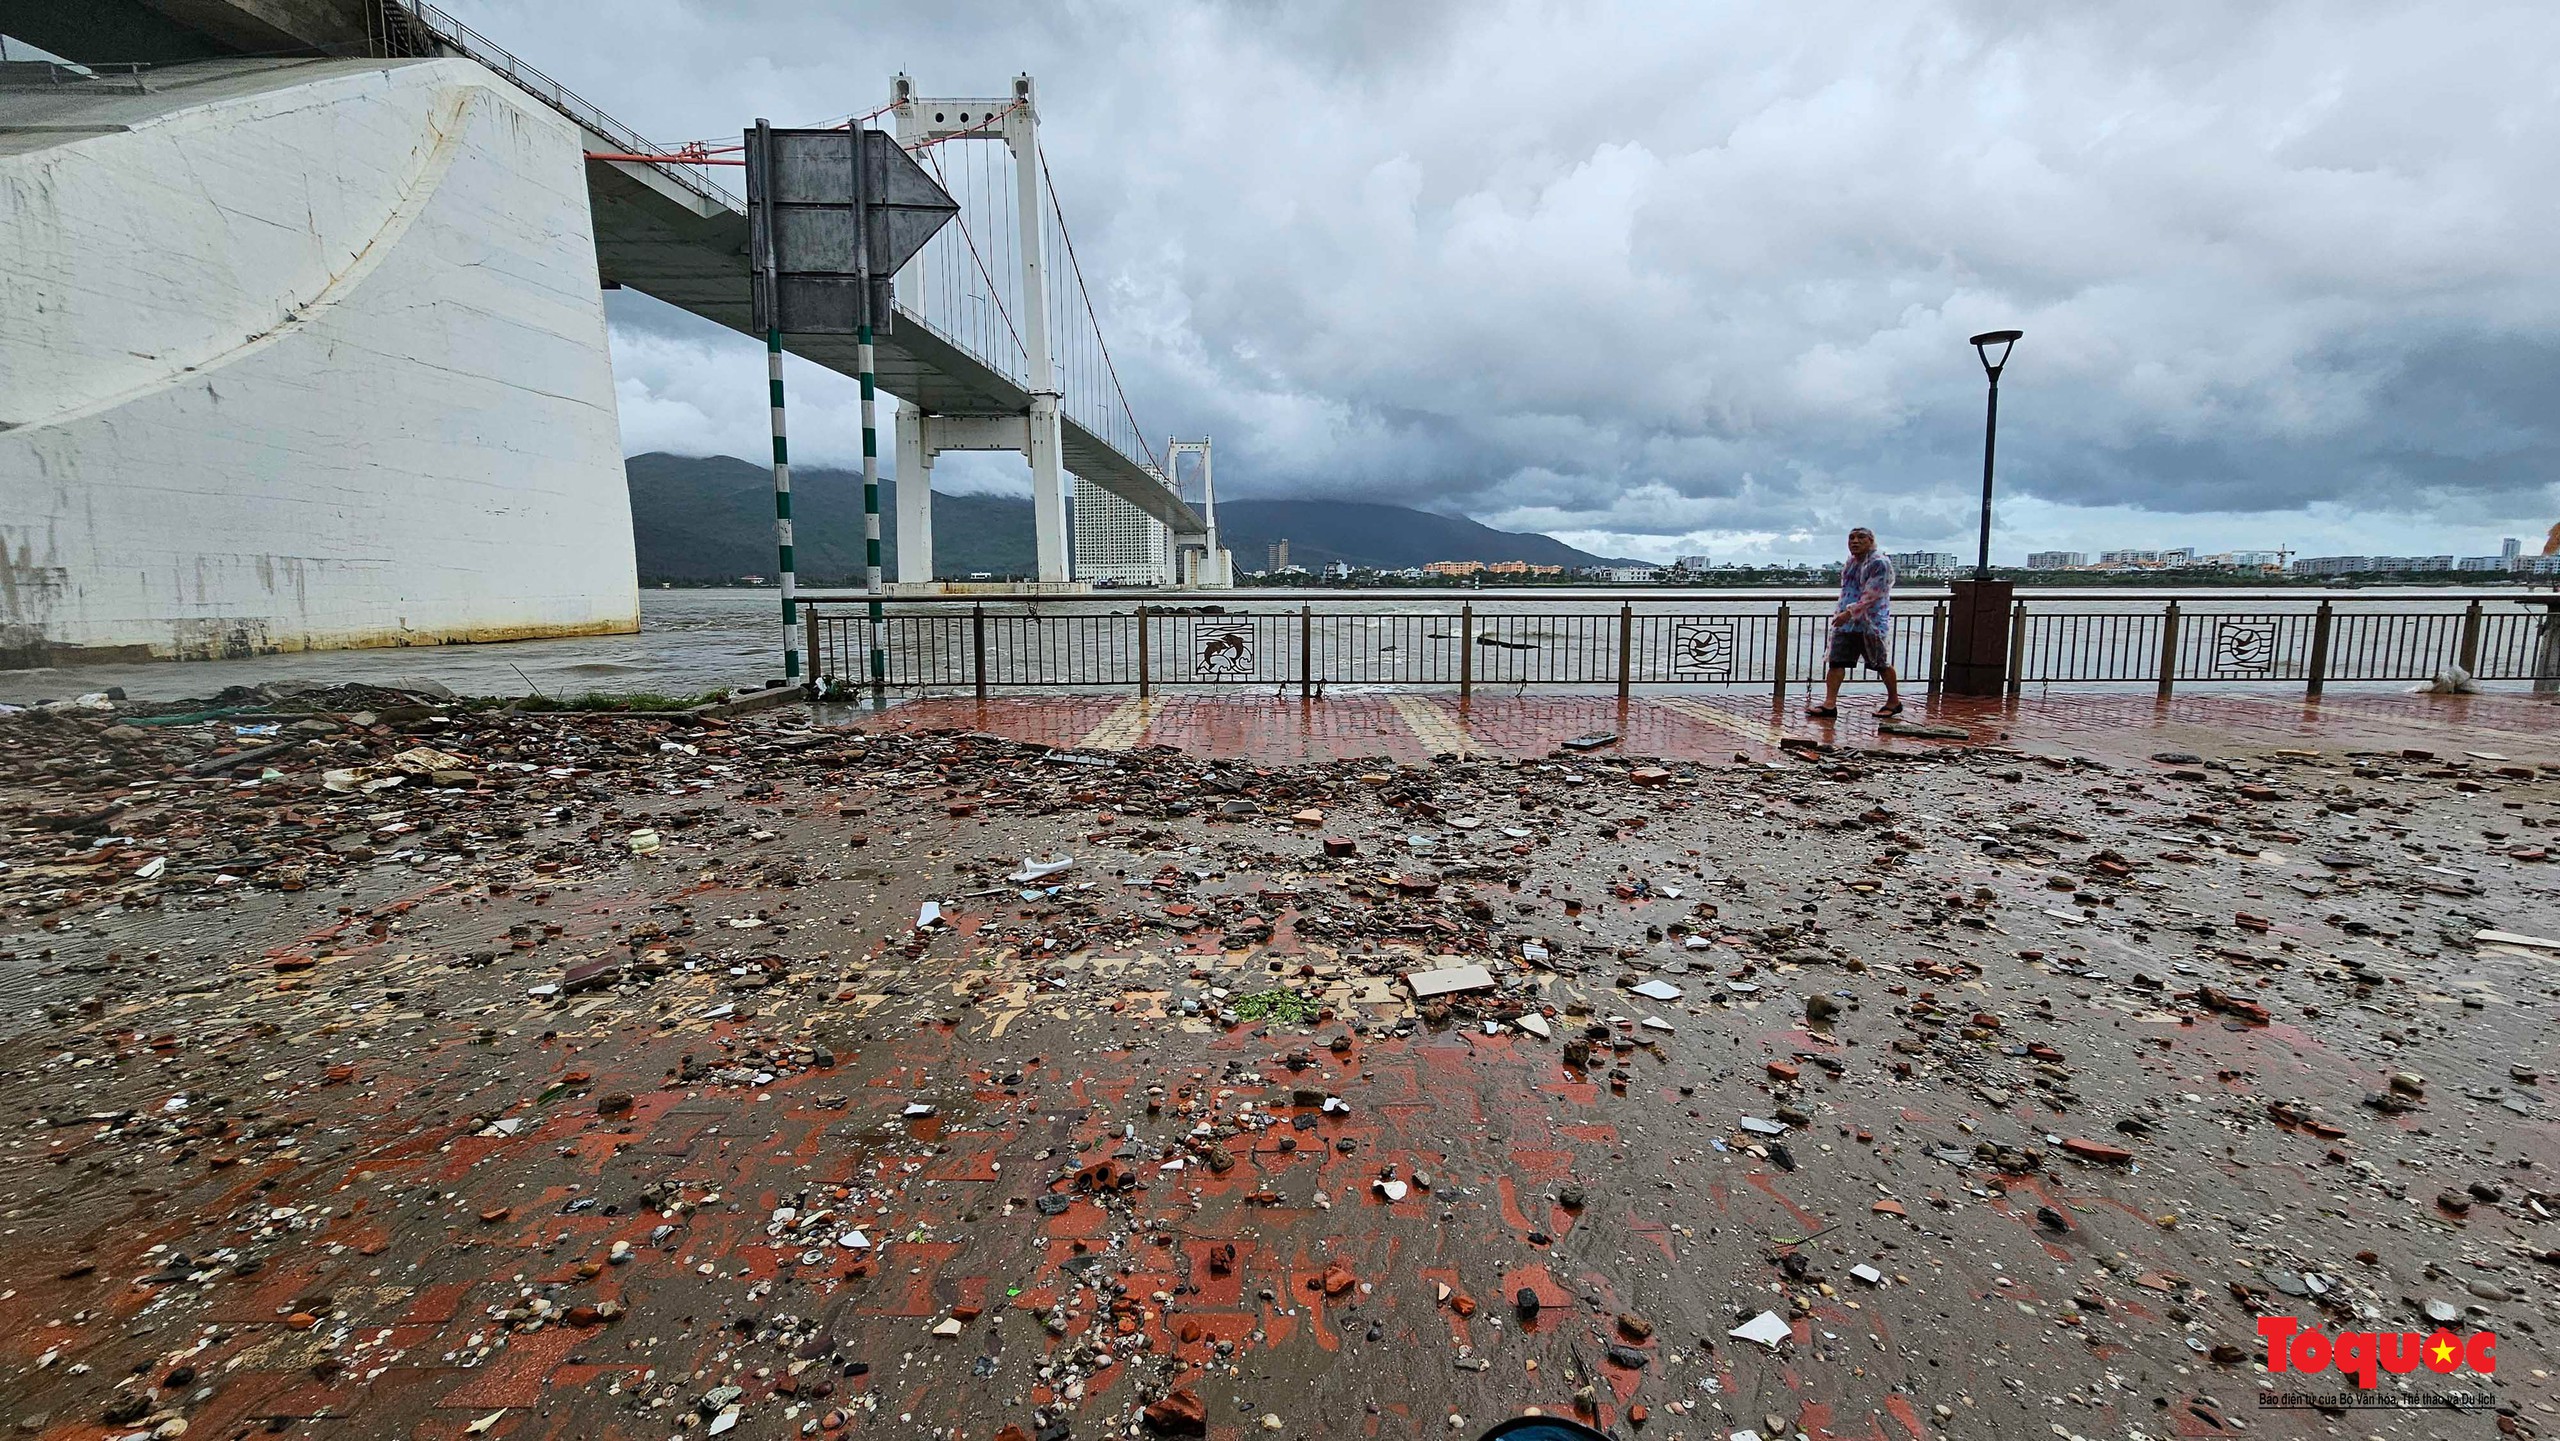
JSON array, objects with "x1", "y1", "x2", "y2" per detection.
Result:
[{"x1": 1039, "y1": 149, "x2": 1163, "y2": 477}]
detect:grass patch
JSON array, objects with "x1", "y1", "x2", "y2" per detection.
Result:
[{"x1": 1230, "y1": 988, "x2": 1322, "y2": 1025}]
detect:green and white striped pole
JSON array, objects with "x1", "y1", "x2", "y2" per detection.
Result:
[
  {"x1": 752, "y1": 118, "x2": 801, "y2": 687},
  {"x1": 859, "y1": 326, "x2": 886, "y2": 698},
  {"x1": 768, "y1": 329, "x2": 799, "y2": 683},
  {"x1": 854, "y1": 122, "x2": 888, "y2": 700}
]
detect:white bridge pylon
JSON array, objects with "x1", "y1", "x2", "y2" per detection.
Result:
[
  {"x1": 890, "y1": 71, "x2": 1228, "y2": 591},
  {"x1": 887, "y1": 73, "x2": 1227, "y2": 589},
  {"x1": 1166, "y1": 438, "x2": 1231, "y2": 588}
]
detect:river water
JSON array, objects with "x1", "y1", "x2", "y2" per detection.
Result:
[{"x1": 2, "y1": 586, "x2": 2547, "y2": 704}]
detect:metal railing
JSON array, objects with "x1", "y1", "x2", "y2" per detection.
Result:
[
  {"x1": 804, "y1": 594, "x2": 2560, "y2": 699},
  {"x1": 390, "y1": 0, "x2": 743, "y2": 209}
]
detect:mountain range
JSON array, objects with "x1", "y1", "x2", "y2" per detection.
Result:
[{"x1": 622, "y1": 452, "x2": 1633, "y2": 582}]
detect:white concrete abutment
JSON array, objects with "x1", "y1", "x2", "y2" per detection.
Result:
[{"x1": 0, "y1": 57, "x2": 636, "y2": 662}]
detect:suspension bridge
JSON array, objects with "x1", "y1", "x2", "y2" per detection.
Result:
[
  {"x1": 0, "y1": 1, "x2": 1221, "y2": 665},
  {"x1": 577, "y1": 63, "x2": 1228, "y2": 590}
]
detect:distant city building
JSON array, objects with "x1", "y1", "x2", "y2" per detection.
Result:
[
  {"x1": 1422, "y1": 560, "x2": 1484, "y2": 577},
  {"x1": 2158, "y1": 547, "x2": 2196, "y2": 567},
  {"x1": 1888, "y1": 550, "x2": 1960, "y2": 577},
  {"x1": 2219, "y1": 550, "x2": 2286, "y2": 570},
  {"x1": 2026, "y1": 551, "x2": 2086, "y2": 570},
  {"x1": 1672, "y1": 554, "x2": 1711, "y2": 571},
  {"x1": 1324, "y1": 561, "x2": 1354, "y2": 580},
  {"x1": 1265, "y1": 538, "x2": 1289, "y2": 573},
  {"x1": 2503, "y1": 536, "x2": 2524, "y2": 562},
  {"x1": 1603, "y1": 565, "x2": 1662, "y2": 583},
  {"x1": 1482, "y1": 560, "x2": 1563, "y2": 576},
  {"x1": 1072, "y1": 476, "x2": 1172, "y2": 585},
  {"x1": 2099, "y1": 548, "x2": 2162, "y2": 566},
  {"x1": 2458, "y1": 555, "x2": 2510, "y2": 571},
  {"x1": 2292, "y1": 555, "x2": 2456, "y2": 576}
]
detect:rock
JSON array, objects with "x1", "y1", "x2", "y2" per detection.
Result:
[{"x1": 1142, "y1": 1388, "x2": 1207, "y2": 1435}]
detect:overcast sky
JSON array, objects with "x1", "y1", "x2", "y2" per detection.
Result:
[{"x1": 449, "y1": 0, "x2": 2560, "y2": 564}]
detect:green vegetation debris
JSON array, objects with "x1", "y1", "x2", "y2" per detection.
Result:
[{"x1": 1231, "y1": 989, "x2": 1321, "y2": 1024}]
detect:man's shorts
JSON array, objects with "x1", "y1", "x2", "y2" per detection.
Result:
[{"x1": 1828, "y1": 628, "x2": 1890, "y2": 672}]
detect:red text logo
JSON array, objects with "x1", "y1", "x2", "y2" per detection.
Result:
[{"x1": 2257, "y1": 1317, "x2": 2495, "y2": 1390}]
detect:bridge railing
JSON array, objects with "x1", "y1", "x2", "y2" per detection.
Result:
[
  {"x1": 801, "y1": 594, "x2": 2558, "y2": 698},
  {"x1": 395, "y1": 0, "x2": 743, "y2": 210}
]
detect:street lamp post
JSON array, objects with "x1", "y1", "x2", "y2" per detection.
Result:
[
  {"x1": 1968, "y1": 329, "x2": 2021, "y2": 581},
  {"x1": 1944, "y1": 328, "x2": 2022, "y2": 697}
]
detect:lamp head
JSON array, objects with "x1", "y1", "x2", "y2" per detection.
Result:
[{"x1": 1970, "y1": 329, "x2": 2022, "y2": 379}]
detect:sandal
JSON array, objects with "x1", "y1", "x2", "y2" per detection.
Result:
[
  {"x1": 1876, "y1": 702, "x2": 1905, "y2": 718},
  {"x1": 1806, "y1": 705, "x2": 1838, "y2": 719}
]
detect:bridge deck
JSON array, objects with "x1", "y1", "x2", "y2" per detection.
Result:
[{"x1": 584, "y1": 135, "x2": 1201, "y2": 532}]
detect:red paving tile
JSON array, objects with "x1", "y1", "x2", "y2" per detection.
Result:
[{"x1": 843, "y1": 687, "x2": 2560, "y2": 766}]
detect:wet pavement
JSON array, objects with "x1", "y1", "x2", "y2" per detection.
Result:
[{"x1": 2, "y1": 688, "x2": 2556, "y2": 1440}]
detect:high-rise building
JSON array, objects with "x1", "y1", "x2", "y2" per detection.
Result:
[
  {"x1": 2503, "y1": 537, "x2": 2523, "y2": 561},
  {"x1": 1071, "y1": 476, "x2": 1171, "y2": 585},
  {"x1": 1672, "y1": 554, "x2": 1711, "y2": 571},
  {"x1": 1888, "y1": 550, "x2": 1960, "y2": 577},
  {"x1": 2025, "y1": 551, "x2": 2087, "y2": 570},
  {"x1": 1266, "y1": 539, "x2": 1290, "y2": 573}
]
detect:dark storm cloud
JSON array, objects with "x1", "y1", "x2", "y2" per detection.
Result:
[{"x1": 452, "y1": 0, "x2": 2560, "y2": 560}]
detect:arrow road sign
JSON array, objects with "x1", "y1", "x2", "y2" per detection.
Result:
[{"x1": 746, "y1": 126, "x2": 960, "y2": 335}]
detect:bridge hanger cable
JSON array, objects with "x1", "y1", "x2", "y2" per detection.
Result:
[
  {"x1": 916, "y1": 145, "x2": 1031, "y2": 367},
  {"x1": 1038, "y1": 148, "x2": 1163, "y2": 476}
]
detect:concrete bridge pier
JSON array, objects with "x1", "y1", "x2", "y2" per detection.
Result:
[
  {"x1": 893, "y1": 405, "x2": 935, "y2": 585},
  {"x1": 894, "y1": 403, "x2": 1082, "y2": 585}
]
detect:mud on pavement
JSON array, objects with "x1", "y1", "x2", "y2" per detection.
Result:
[{"x1": 3, "y1": 693, "x2": 2558, "y2": 1440}]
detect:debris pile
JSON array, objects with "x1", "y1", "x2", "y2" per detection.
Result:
[{"x1": 0, "y1": 698, "x2": 2554, "y2": 1437}]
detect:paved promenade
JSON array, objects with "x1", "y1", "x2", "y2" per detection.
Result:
[{"x1": 844, "y1": 689, "x2": 2560, "y2": 767}]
